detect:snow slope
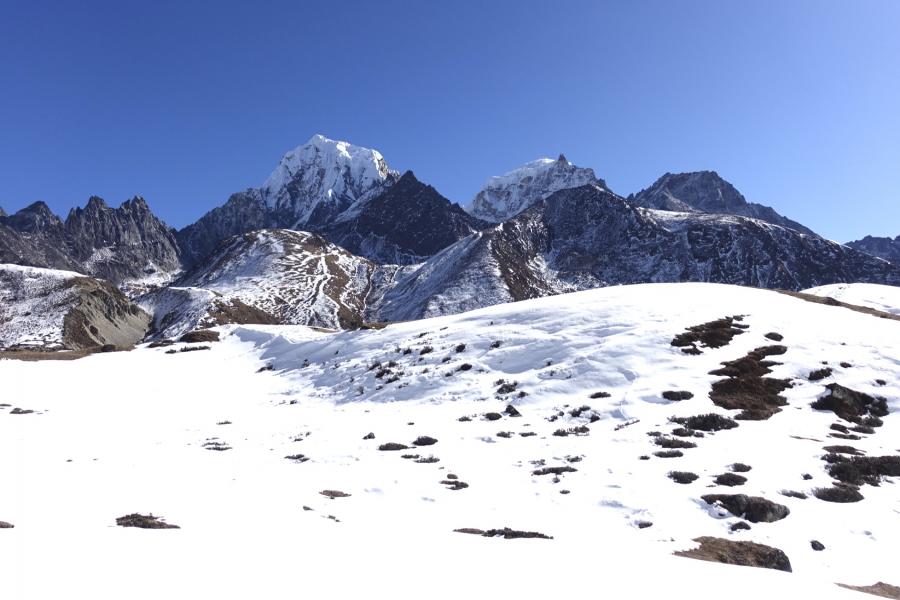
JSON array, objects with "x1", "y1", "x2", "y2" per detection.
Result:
[
  {"x1": 0, "y1": 264, "x2": 85, "y2": 349},
  {"x1": 0, "y1": 263, "x2": 151, "y2": 351},
  {"x1": 803, "y1": 283, "x2": 900, "y2": 315},
  {"x1": 1, "y1": 283, "x2": 898, "y2": 598},
  {"x1": 175, "y1": 229, "x2": 376, "y2": 329}
]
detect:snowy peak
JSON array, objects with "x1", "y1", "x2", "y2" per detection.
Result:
[
  {"x1": 631, "y1": 171, "x2": 815, "y2": 235},
  {"x1": 261, "y1": 134, "x2": 399, "y2": 228},
  {"x1": 470, "y1": 154, "x2": 606, "y2": 223}
]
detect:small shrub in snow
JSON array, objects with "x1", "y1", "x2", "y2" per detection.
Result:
[
  {"x1": 671, "y1": 413, "x2": 738, "y2": 432},
  {"x1": 654, "y1": 437, "x2": 697, "y2": 449},
  {"x1": 808, "y1": 368, "x2": 833, "y2": 381},
  {"x1": 813, "y1": 486, "x2": 864, "y2": 503},
  {"x1": 662, "y1": 390, "x2": 694, "y2": 401},
  {"x1": 780, "y1": 490, "x2": 807, "y2": 499},
  {"x1": 413, "y1": 436, "x2": 438, "y2": 447},
  {"x1": 532, "y1": 465, "x2": 577, "y2": 476},
  {"x1": 320, "y1": 490, "x2": 351, "y2": 499},
  {"x1": 653, "y1": 450, "x2": 684, "y2": 458},
  {"x1": 668, "y1": 471, "x2": 698, "y2": 484},
  {"x1": 378, "y1": 442, "x2": 409, "y2": 451},
  {"x1": 116, "y1": 514, "x2": 179, "y2": 529},
  {"x1": 714, "y1": 473, "x2": 747, "y2": 487}
]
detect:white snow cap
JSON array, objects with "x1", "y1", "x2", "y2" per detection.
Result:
[
  {"x1": 258, "y1": 134, "x2": 399, "y2": 227},
  {"x1": 470, "y1": 154, "x2": 604, "y2": 222},
  {"x1": 261, "y1": 134, "x2": 393, "y2": 200}
]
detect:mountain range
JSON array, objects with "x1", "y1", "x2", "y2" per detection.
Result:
[{"x1": 1, "y1": 134, "x2": 898, "y2": 348}]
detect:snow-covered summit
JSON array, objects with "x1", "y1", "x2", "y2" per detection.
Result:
[
  {"x1": 469, "y1": 154, "x2": 606, "y2": 222},
  {"x1": 261, "y1": 134, "x2": 399, "y2": 229}
]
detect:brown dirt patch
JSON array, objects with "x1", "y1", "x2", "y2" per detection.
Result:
[{"x1": 675, "y1": 536, "x2": 791, "y2": 572}]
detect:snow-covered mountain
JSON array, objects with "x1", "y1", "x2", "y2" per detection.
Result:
[
  {"x1": 374, "y1": 185, "x2": 900, "y2": 321},
  {"x1": 168, "y1": 229, "x2": 378, "y2": 330},
  {"x1": 846, "y1": 234, "x2": 900, "y2": 264},
  {"x1": 630, "y1": 172, "x2": 815, "y2": 236},
  {"x1": 469, "y1": 154, "x2": 606, "y2": 222},
  {"x1": 322, "y1": 171, "x2": 489, "y2": 264},
  {"x1": 137, "y1": 286, "x2": 277, "y2": 340},
  {"x1": 3, "y1": 282, "x2": 898, "y2": 598},
  {"x1": 262, "y1": 134, "x2": 400, "y2": 229},
  {"x1": 0, "y1": 264, "x2": 150, "y2": 351},
  {"x1": 0, "y1": 197, "x2": 181, "y2": 285}
]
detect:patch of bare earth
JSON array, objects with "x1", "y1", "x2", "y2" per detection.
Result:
[
  {"x1": 708, "y1": 345, "x2": 792, "y2": 420},
  {"x1": 837, "y1": 582, "x2": 900, "y2": 599},
  {"x1": 670, "y1": 316, "x2": 748, "y2": 354},
  {"x1": 675, "y1": 536, "x2": 792, "y2": 572},
  {"x1": 778, "y1": 290, "x2": 900, "y2": 323}
]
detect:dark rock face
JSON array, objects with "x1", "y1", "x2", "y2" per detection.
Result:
[
  {"x1": 1, "y1": 197, "x2": 181, "y2": 284},
  {"x1": 177, "y1": 172, "x2": 486, "y2": 267},
  {"x1": 63, "y1": 196, "x2": 181, "y2": 283},
  {"x1": 702, "y1": 494, "x2": 790, "y2": 523},
  {"x1": 631, "y1": 171, "x2": 815, "y2": 235},
  {"x1": 323, "y1": 171, "x2": 489, "y2": 264},
  {"x1": 846, "y1": 234, "x2": 900, "y2": 264},
  {"x1": 175, "y1": 190, "x2": 272, "y2": 267},
  {"x1": 375, "y1": 185, "x2": 900, "y2": 322},
  {"x1": 0, "y1": 219, "x2": 80, "y2": 271}
]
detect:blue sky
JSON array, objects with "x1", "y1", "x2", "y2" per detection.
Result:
[{"x1": 1, "y1": 0, "x2": 898, "y2": 241}]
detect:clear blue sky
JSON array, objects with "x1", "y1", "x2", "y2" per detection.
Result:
[{"x1": 1, "y1": 0, "x2": 898, "y2": 241}]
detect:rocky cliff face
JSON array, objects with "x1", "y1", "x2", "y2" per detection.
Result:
[
  {"x1": 630, "y1": 171, "x2": 815, "y2": 235},
  {"x1": 846, "y1": 235, "x2": 900, "y2": 264},
  {"x1": 0, "y1": 264, "x2": 150, "y2": 351},
  {"x1": 175, "y1": 190, "x2": 272, "y2": 267},
  {"x1": 0, "y1": 197, "x2": 181, "y2": 285},
  {"x1": 323, "y1": 171, "x2": 489, "y2": 264},
  {"x1": 372, "y1": 186, "x2": 900, "y2": 321},
  {"x1": 63, "y1": 196, "x2": 182, "y2": 284}
]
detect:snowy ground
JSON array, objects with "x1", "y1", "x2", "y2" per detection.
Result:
[
  {"x1": 804, "y1": 282, "x2": 900, "y2": 315},
  {"x1": 1, "y1": 283, "x2": 898, "y2": 599}
]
